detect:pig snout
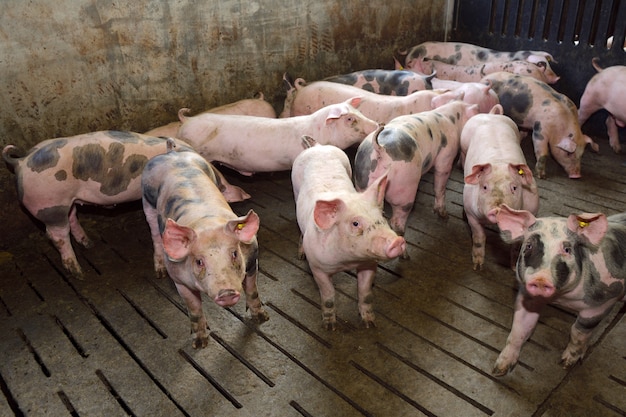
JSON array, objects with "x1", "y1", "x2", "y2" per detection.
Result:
[
  {"x1": 525, "y1": 276, "x2": 555, "y2": 298},
  {"x1": 214, "y1": 289, "x2": 241, "y2": 306},
  {"x1": 386, "y1": 236, "x2": 406, "y2": 259}
]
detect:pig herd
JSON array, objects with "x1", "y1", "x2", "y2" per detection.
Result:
[{"x1": 3, "y1": 41, "x2": 626, "y2": 378}]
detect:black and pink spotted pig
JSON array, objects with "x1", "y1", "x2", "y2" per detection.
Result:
[
  {"x1": 2, "y1": 131, "x2": 247, "y2": 278},
  {"x1": 323, "y1": 69, "x2": 435, "y2": 95},
  {"x1": 493, "y1": 204, "x2": 626, "y2": 376}
]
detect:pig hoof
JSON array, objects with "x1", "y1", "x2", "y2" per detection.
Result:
[
  {"x1": 252, "y1": 309, "x2": 270, "y2": 323},
  {"x1": 363, "y1": 320, "x2": 376, "y2": 329},
  {"x1": 192, "y1": 336, "x2": 209, "y2": 349},
  {"x1": 492, "y1": 363, "x2": 514, "y2": 377},
  {"x1": 322, "y1": 320, "x2": 337, "y2": 331}
]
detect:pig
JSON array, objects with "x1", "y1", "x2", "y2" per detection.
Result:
[
  {"x1": 578, "y1": 58, "x2": 626, "y2": 153},
  {"x1": 354, "y1": 100, "x2": 480, "y2": 256},
  {"x1": 176, "y1": 97, "x2": 378, "y2": 175},
  {"x1": 281, "y1": 78, "x2": 448, "y2": 121},
  {"x1": 144, "y1": 93, "x2": 277, "y2": 138},
  {"x1": 141, "y1": 142, "x2": 269, "y2": 348},
  {"x1": 493, "y1": 204, "x2": 626, "y2": 376},
  {"x1": 460, "y1": 105, "x2": 539, "y2": 270},
  {"x1": 430, "y1": 81, "x2": 500, "y2": 114},
  {"x1": 292, "y1": 140, "x2": 406, "y2": 329},
  {"x1": 322, "y1": 69, "x2": 436, "y2": 95},
  {"x1": 1, "y1": 131, "x2": 217, "y2": 278},
  {"x1": 403, "y1": 41, "x2": 555, "y2": 67},
  {"x1": 406, "y1": 58, "x2": 559, "y2": 84},
  {"x1": 481, "y1": 72, "x2": 598, "y2": 179}
]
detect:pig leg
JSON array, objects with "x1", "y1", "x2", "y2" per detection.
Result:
[
  {"x1": 386, "y1": 178, "x2": 419, "y2": 258},
  {"x1": 311, "y1": 268, "x2": 337, "y2": 330},
  {"x1": 142, "y1": 200, "x2": 168, "y2": 279},
  {"x1": 68, "y1": 204, "x2": 94, "y2": 249},
  {"x1": 242, "y1": 266, "x2": 270, "y2": 323},
  {"x1": 531, "y1": 131, "x2": 549, "y2": 179},
  {"x1": 45, "y1": 214, "x2": 83, "y2": 278},
  {"x1": 466, "y1": 215, "x2": 486, "y2": 270},
  {"x1": 175, "y1": 283, "x2": 209, "y2": 349},
  {"x1": 493, "y1": 293, "x2": 544, "y2": 376},
  {"x1": 432, "y1": 163, "x2": 452, "y2": 219},
  {"x1": 356, "y1": 263, "x2": 378, "y2": 328},
  {"x1": 606, "y1": 115, "x2": 621, "y2": 153}
]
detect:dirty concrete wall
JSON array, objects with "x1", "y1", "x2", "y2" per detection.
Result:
[{"x1": 0, "y1": 0, "x2": 449, "y2": 150}]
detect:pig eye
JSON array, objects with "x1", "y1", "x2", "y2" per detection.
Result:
[
  {"x1": 352, "y1": 220, "x2": 360, "y2": 227},
  {"x1": 231, "y1": 250, "x2": 238, "y2": 260},
  {"x1": 562, "y1": 243, "x2": 572, "y2": 254},
  {"x1": 196, "y1": 258, "x2": 204, "y2": 268}
]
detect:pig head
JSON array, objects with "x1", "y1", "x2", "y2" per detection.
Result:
[
  {"x1": 493, "y1": 204, "x2": 626, "y2": 376},
  {"x1": 141, "y1": 146, "x2": 268, "y2": 348},
  {"x1": 292, "y1": 143, "x2": 405, "y2": 329}
]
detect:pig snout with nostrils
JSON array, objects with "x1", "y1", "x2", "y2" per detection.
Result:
[
  {"x1": 354, "y1": 100, "x2": 479, "y2": 258},
  {"x1": 141, "y1": 144, "x2": 268, "y2": 349},
  {"x1": 493, "y1": 204, "x2": 626, "y2": 376},
  {"x1": 177, "y1": 97, "x2": 378, "y2": 175},
  {"x1": 482, "y1": 72, "x2": 598, "y2": 179},
  {"x1": 2, "y1": 131, "x2": 196, "y2": 278},
  {"x1": 460, "y1": 105, "x2": 539, "y2": 270},
  {"x1": 292, "y1": 141, "x2": 405, "y2": 330},
  {"x1": 578, "y1": 58, "x2": 626, "y2": 153}
]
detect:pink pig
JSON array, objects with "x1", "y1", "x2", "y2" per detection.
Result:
[
  {"x1": 177, "y1": 98, "x2": 378, "y2": 176},
  {"x1": 578, "y1": 58, "x2": 626, "y2": 153},
  {"x1": 354, "y1": 100, "x2": 480, "y2": 257},
  {"x1": 281, "y1": 78, "x2": 449, "y2": 122},
  {"x1": 291, "y1": 141, "x2": 405, "y2": 329},
  {"x1": 144, "y1": 93, "x2": 277, "y2": 138},
  {"x1": 461, "y1": 105, "x2": 539, "y2": 270}
]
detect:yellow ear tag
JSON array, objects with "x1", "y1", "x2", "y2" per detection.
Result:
[
  {"x1": 237, "y1": 223, "x2": 245, "y2": 230},
  {"x1": 518, "y1": 168, "x2": 525, "y2": 175},
  {"x1": 578, "y1": 220, "x2": 589, "y2": 228}
]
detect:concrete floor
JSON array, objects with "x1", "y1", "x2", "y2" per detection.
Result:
[{"x1": 0, "y1": 137, "x2": 625, "y2": 417}]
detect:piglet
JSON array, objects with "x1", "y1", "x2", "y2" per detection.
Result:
[
  {"x1": 354, "y1": 100, "x2": 479, "y2": 256},
  {"x1": 323, "y1": 69, "x2": 436, "y2": 95},
  {"x1": 403, "y1": 41, "x2": 555, "y2": 67},
  {"x1": 144, "y1": 93, "x2": 277, "y2": 138},
  {"x1": 291, "y1": 141, "x2": 405, "y2": 329},
  {"x1": 460, "y1": 105, "x2": 539, "y2": 270},
  {"x1": 578, "y1": 58, "x2": 626, "y2": 153},
  {"x1": 493, "y1": 204, "x2": 626, "y2": 376},
  {"x1": 482, "y1": 72, "x2": 598, "y2": 179},
  {"x1": 141, "y1": 143, "x2": 268, "y2": 348},
  {"x1": 1, "y1": 131, "x2": 203, "y2": 278},
  {"x1": 177, "y1": 97, "x2": 378, "y2": 175}
]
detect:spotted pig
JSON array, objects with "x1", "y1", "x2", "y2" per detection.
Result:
[
  {"x1": 354, "y1": 100, "x2": 480, "y2": 257},
  {"x1": 403, "y1": 41, "x2": 555, "y2": 67},
  {"x1": 1, "y1": 131, "x2": 212, "y2": 277},
  {"x1": 481, "y1": 72, "x2": 598, "y2": 179},
  {"x1": 141, "y1": 143, "x2": 268, "y2": 348},
  {"x1": 493, "y1": 204, "x2": 626, "y2": 376},
  {"x1": 323, "y1": 69, "x2": 436, "y2": 95}
]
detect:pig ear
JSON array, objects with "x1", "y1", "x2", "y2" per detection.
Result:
[
  {"x1": 584, "y1": 134, "x2": 600, "y2": 152},
  {"x1": 464, "y1": 164, "x2": 491, "y2": 185},
  {"x1": 225, "y1": 209, "x2": 260, "y2": 244},
  {"x1": 556, "y1": 136, "x2": 577, "y2": 153},
  {"x1": 314, "y1": 199, "x2": 345, "y2": 230},
  {"x1": 301, "y1": 135, "x2": 317, "y2": 149},
  {"x1": 346, "y1": 97, "x2": 363, "y2": 109},
  {"x1": 566, "y1": 212, "x2": 608, "y2": 246},
  {"x1": 163, "y1": 218, "x2": 197, "y2": 262},
  {"x1": 509, "y1": 164, "x2": 535, "y2": 186},
  {"x1": 495, "y1": 204, "x2": 537, "y2": 242},
  {"x1": 363, "y1": 172, "x2": 389, "y2": 207}
]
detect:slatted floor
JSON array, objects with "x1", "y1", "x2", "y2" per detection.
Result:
[{"x1": 0, "y1": 136, "x2": 625, "y2": 417}]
